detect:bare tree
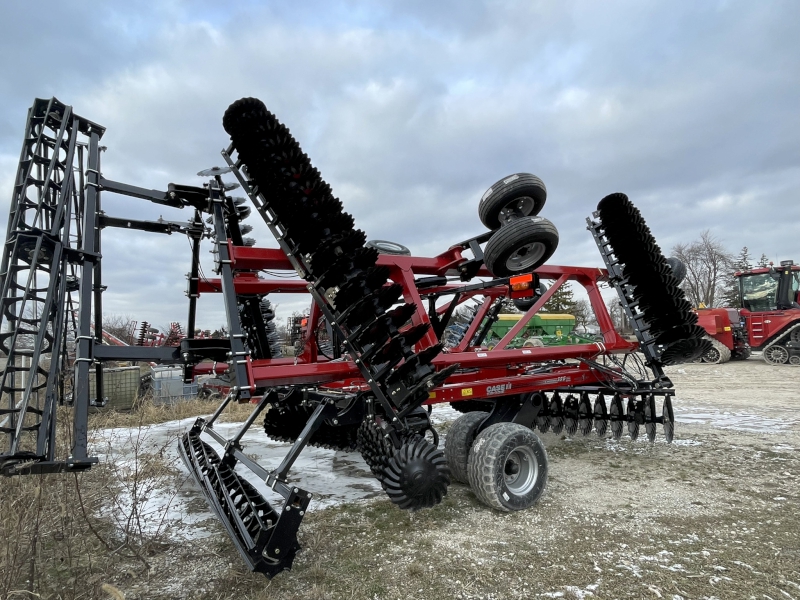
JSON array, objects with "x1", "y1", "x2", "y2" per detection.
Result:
[
  {"x1": 571, "y1": 299, "x2": 595, "y2": 332},
  {"x1": 102, "y1": 314, "x2": 138, "y2": 345},
  {"x1": 672, "y1": 231, "x2": 734, "y2": 308}
]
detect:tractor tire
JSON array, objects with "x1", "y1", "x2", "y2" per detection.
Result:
[
  {"x1": 479, "y1": 173, "x2": 547, "y2": 230},
  {"x1": 467, "y1": 422, "x2": 548, "y2": 511},
  {"x1": 483, "y1": 217, "x2": 558, "y2": 277},
  {"x1": 365, "y1": 239, "x2": 411, "y2": 256},
  {"x1": 444, "y1": 411, "x2": 489, "y2": 484},
  {"x1": 666, "y1": 257, "x2": 687, "y2": 284},
  {"x1": 701, "y1": 337, "x2": 732, "y2": 364},
  {"x1": 764, "y1": 345, "x2": 790, "y2": 365}
]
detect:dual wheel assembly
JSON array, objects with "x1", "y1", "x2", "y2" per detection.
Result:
[
  {"x1": 445, "y1": 412, "x2": 548, "y2": 511},
  {"x1": 478, "y1": 173, "x2": 559, "y2": 277}
]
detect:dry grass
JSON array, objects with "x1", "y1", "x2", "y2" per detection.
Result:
[
  {"x1": 0, "y1": 393, "x2": 256, "y2": 600},
  {"x1": 89, "y1": 394, "x2": 256, "y2": 429}
]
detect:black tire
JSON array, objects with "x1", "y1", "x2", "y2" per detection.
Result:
[
  {"x1": 666, "y1": 257, "x2": 687, "y2": 284},
  {"x1": 467, "y1": 422, "x2": 548, "y2": 511},
  {"x1": 764, "y1": 345, "x2": 789, "y2": 365},
  {"x1": 483, "y1": 217, "x2": 559, "y2": 277},
  {"x1": 512, "y1": 282, "x2": 548, "y2": 311},
  {"x1": 444, "y1": 411, "x2": 489, "y2": 484},
  {"x1": 479, "y1": 173, "x2": 547, "y2": 230},
  {"x1": 365, "y1": 239, "x2": 411, "y2": 256}
]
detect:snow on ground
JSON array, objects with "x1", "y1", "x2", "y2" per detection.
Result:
[{"x1": 88, "y1": 368, "x2": 796, "y2": 545}]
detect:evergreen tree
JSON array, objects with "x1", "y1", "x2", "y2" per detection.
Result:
[
  {"x1": 542, "y1": 282, "x2": 577, "y2": 313},
  {"x1": 721, "y1": 246, "x2": 754, "y2": 308},
  {"x1": 758, "y1": 253, "x2": 770, "y2": 268},
  {"x1": 734, "y1": 246, "x2": 752, "y2": 272}
]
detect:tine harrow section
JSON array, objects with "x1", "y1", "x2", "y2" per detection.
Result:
[{"x1": 0, "y1": 98, "x2": 102, "y2": 474}]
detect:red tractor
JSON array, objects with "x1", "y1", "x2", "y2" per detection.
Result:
[
  {"x1": 737, "y1": 260, "x2": 800, "y2": 365},
  {"x1": 694, "y1": 307, "x2": 750, "y2": 363},
  {"x1": 692, "y1": 261, "x2": 800, "y2": 365}
]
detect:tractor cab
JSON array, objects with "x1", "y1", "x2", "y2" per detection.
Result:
[
  {"x1": 737, "y1": 260, "x2": 800, "y2": 312},
  {"x1": 736, "y1": 260, "x2": 800, "y2": 355}
]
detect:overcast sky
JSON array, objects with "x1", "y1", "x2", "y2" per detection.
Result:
[{"x1": 1, "y1": 0, "x2": 798, "y2": 330}]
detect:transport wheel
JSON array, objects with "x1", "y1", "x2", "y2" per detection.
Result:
[
  {"x1": 763, "y1": 345, "x2": 789, "y2": 365},
  {"x1": 791, "y1": 328, "x2": 800, "y2": 343},
  {"x1": 365, "y1": 239, "x2": 411, "y2": 256},
  {"x1": 467, "y1": 422, "x2": 548, "y2": 511},
  {"x1": 644, "y1": 396, "x2": 657, "y2": 443},
  {"x1": 626, "y1": 399, "x2": 639, "y2": 441},
  {"x1": 483, "y1": 217, "x2": 559, "y2": 277},
  {"x1": 666, "y1": 257, "x2": 687, "y2": 284},
  {"x1": 662, "y1": 396, "x2": 675, "y2": 443},
  {"x1": 444, "y1": 411, "x2": 489, "y2": 484},
  {"x1": 478, "y1": 173, "x2": 547, "y2": 230},
  {"x1": 609, "y1": 395, "x2": 624, "y2": 441},
  {"x1": 790, "y1": 356, "x2": 800, "y2": 366}
]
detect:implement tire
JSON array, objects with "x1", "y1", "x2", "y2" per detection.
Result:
[
  {"x1": 479, "y1": 173, "x2": 547, "y2": 230},
  {"x1": 445, "y1": 411, "x2": 489, "y2": 483},
  {"x1": 483, "y1": 217, "x2": 559, "y2": 277},
  {"x1": 467, "y1": 422, "x2": 548, "y2": 511}
]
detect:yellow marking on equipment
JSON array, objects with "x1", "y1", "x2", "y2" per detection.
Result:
[
  {"x1": 462, "y1": 388, "x2": 473, "y2": 397},
  {"x1": 724, "y1": 326, "x2": 731, "y2": 331},
  {"x1": 428, "y1": 392, "x2": 436, "y2": 399}
]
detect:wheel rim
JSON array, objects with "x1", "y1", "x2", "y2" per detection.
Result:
[
  {"x1": 704, "y1": 346, "x2": 721, "y2": 363},
  {"x1": 790, "y1": 356, "x2": 800, "y2": 365},
  {"x1": 498, "y1": 196, "x2": 536, "y2": 225},
  {"x1": 765, "y1": 346, "x2": 789, "y2": 364},
  {"x1": 504, "y1": 445, "x2": 538, "y2": 495},
  {"x1": 505, "y1": 241, "x2": 546, "y2": 271}
]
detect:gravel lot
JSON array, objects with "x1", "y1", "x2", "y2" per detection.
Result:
[{"x1": 97, "y1": 356, "x2": 800, "y2": 600}]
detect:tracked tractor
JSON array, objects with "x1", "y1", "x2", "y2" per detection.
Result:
[
  {"x1": 0, "y1": 97, "x2": 710, "y2": 577},
  {"x1": 737, "y1": 261, "x2": 800, "y2": 365}
]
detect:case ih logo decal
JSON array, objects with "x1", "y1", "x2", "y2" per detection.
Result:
[{"x1": 486, "y1": 383, "x2": 512, "y2": 395}]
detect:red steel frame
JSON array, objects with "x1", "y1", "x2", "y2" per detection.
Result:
[{"x1": 195, "y1": 243, "x2": 637, "y2": 401}]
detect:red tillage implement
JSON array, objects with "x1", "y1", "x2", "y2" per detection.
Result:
[{"x1": 0, "y1": 97, "x2": 708, "y2": 577}]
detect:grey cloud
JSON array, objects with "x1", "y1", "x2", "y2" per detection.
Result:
[{"x1": 1, "y1": 0, "x2": 799, "y2": 328}]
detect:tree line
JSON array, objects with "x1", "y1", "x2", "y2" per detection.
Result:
[{"x1": 671, "y1": 231, "x2": 771, "y2": 309}]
